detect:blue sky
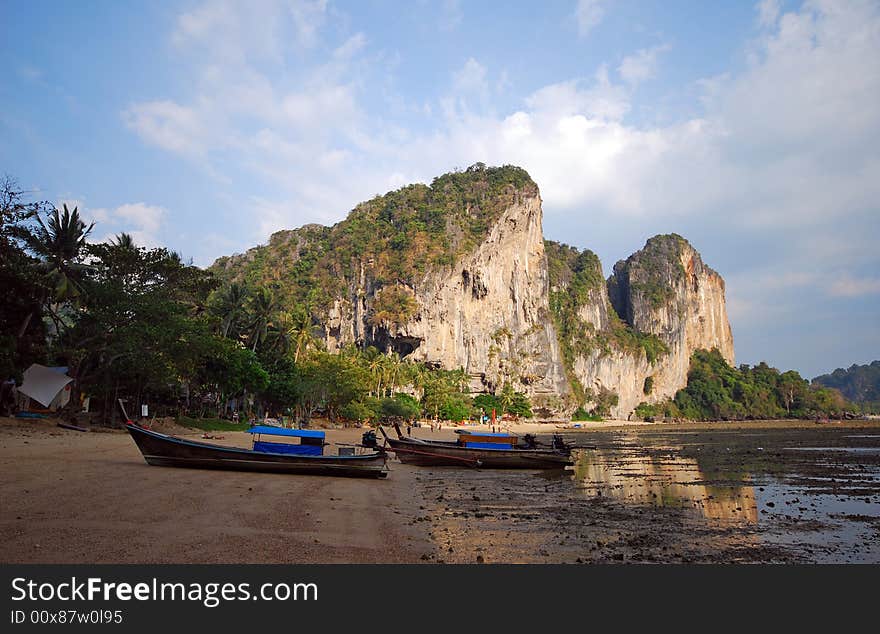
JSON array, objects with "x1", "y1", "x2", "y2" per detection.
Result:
[{"x1": 2, "y1": 0, "x2": 878, "y2": 379}]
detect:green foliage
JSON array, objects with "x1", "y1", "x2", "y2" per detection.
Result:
[
  {"x1": 369, "y1": 285, "x2": 418, "y2": 328},
  {"x1": 545, "y1": 241, "x2": 606, "y2": 400},
  {"x1": 340, "y1": 397, "x2": 381, "y2": 423},
  {"x1": 572, "y1": 407, "x2": 602, "y2": 422},
  {"x1": 602, "y1": 312, "x2": 669, "y2": 364},
  {"x1": 618, "y1": 233, "x2": 688, "y2": 310},
  {"x1": 380, "y1": 393, "x2": 420, "y2": 421},
  {"x1": 507, "y1": 386, "x2": 534, "y2": 418},
  {"x1": 813, "y1": 361, "x2": 880, "y2": 413},
  {"x1": 0, "y1": 177, "x2": 49, "y2": 385},
  {"x1": 634, "y1": 349, "x2": 850, "y2": 421},
  {"x1": 545, "y1": 240, "x2": 670, "y2": 405},
  {"x1": 438, "y1": 393, "x2": 474, "y2": 422},
  {"x1": 473, "y1": 385, "x2": 532, "y2": 418},
  {"x1": 643, "y1": 376, "x2": 654, "y2": 395},
  {"x1": 585, "y1": 387, "x2": 619, "y2": 418},
  {"x1": 473, "y1": 393, "x2": 501, "y2": 414},
  {"x1": 211, "y1": 164, "x2": 537, "y2": 322}
]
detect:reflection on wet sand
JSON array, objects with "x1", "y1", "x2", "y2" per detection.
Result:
[{"x1": 573, "y1": 448, "x2": 758, "y2": 523}]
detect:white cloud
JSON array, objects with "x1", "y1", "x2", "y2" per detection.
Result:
[
  {"x1": 85, "y1": 203, "x2": 167, "y2": 248},
  {"x1": 114, "y1": 203, "x2": 165, "y2": 235},
  {"x1": 289, "y1": 0, "x2": 328, "y2": 48},
  {"x1": 757, "y1": 0, "x2": 781, "y2": 27},
  {"x1": 618, "y1": 45, "x2": 670, "y2": 86},
  {"x1": 828, "y1": 276, "x2": 880, "y2": 298},
  {"x1": 173, "y1": 0, "x2": 327, "y2": 63},
  {"x1": 125, "y1": 0, "x2": 880, "y2": 294},
  {"x1": 333, "y1": 33, "x2": 367, "y2": 60},
  {"x1": 574, "y1": 0, "x2": 605, "y2": 37},
  {"x1": 122, "y1": 100, "x2": 209, "y2": 156},
  {"x1": 439, "y1": 0, "x2": 463, "y2": 31}
]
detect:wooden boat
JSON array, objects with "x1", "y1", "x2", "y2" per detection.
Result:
[
  {"x1": 379, "y1": 424, "x2": 574, "y2": 469},
  {"x1": 125, "y1": 422, "x2": 388, "y2": 479}
]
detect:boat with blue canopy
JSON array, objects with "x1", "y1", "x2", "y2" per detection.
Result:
[
  {"x1": 379, "y1": 424, "x2": 575, "y2": 469},
  {"x1": 124, "y1": 421, "x2": 388, "y2": 478}
]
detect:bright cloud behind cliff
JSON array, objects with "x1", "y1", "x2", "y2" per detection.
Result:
[{"x1": 1, "y1": 0, "x2": 878, "y2": 378}]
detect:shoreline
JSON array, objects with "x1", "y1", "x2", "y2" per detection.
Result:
[{"x1": 1, "y1": 416, "x2": 878, "y2": 563}]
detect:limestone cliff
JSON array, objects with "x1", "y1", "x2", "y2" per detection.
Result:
[
  {"x1": 212, "y1": 165, "x2": 734, "y2": 418},
  {"x1": 320, "y1": 184, "x2": 570, "y2": 407},
  {"x1": 212, "y1": 165, "x2": 569, "y2": 411},
  {"x1": 547, "y1": 234, "x2": 734, "y2": 418}
]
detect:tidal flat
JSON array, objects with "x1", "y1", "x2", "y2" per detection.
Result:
[
  {"x1": 2, "y1": 418, "x2": 878, "y2": 563},
  {"x1": 418, "y1": 421, "x2": 880, "y2": 563}
]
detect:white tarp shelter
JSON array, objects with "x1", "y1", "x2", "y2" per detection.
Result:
[{"x1": 18, "y1": 364, "x2": 73, "y2": 408}]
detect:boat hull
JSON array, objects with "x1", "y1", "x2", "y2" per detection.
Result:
[
  {"x1": 386, "y1": 437, "x2": 572, "y2": 469},
  {"x1": 126, "y1": 423, "x2": 388, "y2": 479}
]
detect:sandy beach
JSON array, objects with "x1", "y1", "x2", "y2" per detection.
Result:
[
  {"x1": 0, "y1": 418, "x2": 432, "y2": 563},
  {"x1": 2, "y1": 416, "x2": 879, "y2": 564}
]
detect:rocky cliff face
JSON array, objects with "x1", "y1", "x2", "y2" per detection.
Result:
[
  {"x1": 320, "y1": 187, "x2": 570, "y2": 407},
  {"x1": 213, "y1": 166, "x2": 734, "y2": 418},
  {"x1": 548, "y1": 234, "x2": 734, "y2": 418}
]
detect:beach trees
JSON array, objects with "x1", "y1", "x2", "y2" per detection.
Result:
[
  {"x1": 9, "y1": 201, "x2": 94, "y2": 348},
  {"x1": 246, "y1": 287, "x2": 278, "y2": 352},
  {"x1": 25, "y1": 203, "x2": 94, "y2": 304},
  {"x1": 213, "y1": 282, "x2": 248, "y2": 340},
  {"x1": 65, "y1": 239, "x2": 228, "y2": 421},
  {"x1": 0, "y1": 177, "x2": 49, "y2": 383},
  {"x1": 274, "y1": 307, "x2": 319, "y2": 363}
]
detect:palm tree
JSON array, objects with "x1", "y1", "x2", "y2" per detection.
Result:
[
  {"x1": 111, "y1": 232, "x2": 136, "y2": 249},
  {"x1": 287, "y1": 307, "x2": 319, "y2": 364},
  {"x1": 362, "y1": 346, "x2": 387, "y2": 398},
  {"x1": 385, "y1": 352, "x2": 404, "y2": 397},
  {"x1": 17, "y1": 204, "x2": 93, "y2": 338},
  {"x1": 27, "y1": 204, "x2": 94, "y2": 302},
  {"x1": 246, "y1": 287, "x2": 278, "y2": 352},
  {"x1": 217, "y1": 283, "x2": 247, "y2": 339}
]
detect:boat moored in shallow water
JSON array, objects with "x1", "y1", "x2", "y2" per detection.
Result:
[{"x1": 378, "y1": 424, "x2": 574, "y2": 469}]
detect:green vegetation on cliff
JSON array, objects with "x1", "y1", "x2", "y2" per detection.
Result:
[
  {"x1": 813, "y1": 361, "x2": 880, "y2": 413},
  {"x1": 609, "y1": 233, "x2": 689, "y2": 315},
  {"x1": 634, "y1": 349, "x2": 849, "y2": 421},
  {"x1": 212, "y1": 163, "x2": 537, "y2": 319},
  {"x1": 546, "y1": 239, "x2": 669, "y2": 403}
]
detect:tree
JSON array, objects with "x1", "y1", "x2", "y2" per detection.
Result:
[
  {"x1": 66, "y1": 240, "x2": 225, "y2": 421},
  {"x1": 14, "y1": 203, "x2": 94, "y2": 344},
  {"x1": 273, "y1": 307, "x2": 319, "y2": 363},
  {"x1": 380, "y1": 393, "x2": 420, "y2": 422},
  {"x1": 0, "y1": 177, "x2": 48, "y2": 383},
  {"x1": 213, "y1": 283, "x2": 248, "y2": 339},
  {"x1": 246, "y1": 287, "x2": 278, "y2": 352}
]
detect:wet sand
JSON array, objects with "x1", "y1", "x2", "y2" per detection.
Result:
[
  {"x1": 416, "y1": 420, "x2": 880, "y2": 563},
  {"x1": 0, "y1": 418, "x2": 432, "y2": 563},
  {"x1": 2, "y1": 418, "x2": 879, "y2": 563}
]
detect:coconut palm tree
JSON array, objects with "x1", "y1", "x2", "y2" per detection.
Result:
[
  {"x1": 26, "y1": 204, "x2": 94, "y2": 302},
  {"x1": 286, "y1": 307, "x2": 319, "y2": 363},
  {"x1": 246, "y1": 287, "x2": 278, "y2": 352},
  {"x1": 111, "y1": 232, "x2": 136, "y2": 249},
  {"x1": 217, "y1": 283, "x2": 247, "y2": 339},
  {"x1": 17, "y1": 204, "x2": 93, "y2": 339}
]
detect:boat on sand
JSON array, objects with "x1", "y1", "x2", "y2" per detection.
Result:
[{"x1": 125, "y1": 421, "x2": 388, "y2": 479}]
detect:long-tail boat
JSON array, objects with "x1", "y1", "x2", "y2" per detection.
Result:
[
  {"x1": 377, "y1": 424, "x2": 574, "y2": 469},
  {"x1": 125, "y1": 421, "x2": 388, "y2": 478}
]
